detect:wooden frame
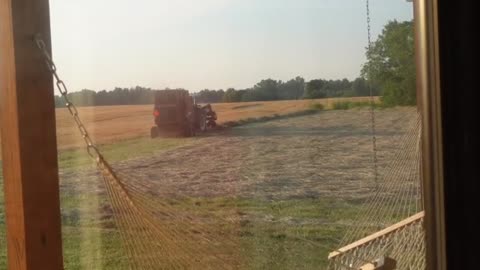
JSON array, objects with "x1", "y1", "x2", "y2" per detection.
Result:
[
  {"x1": 329, "y1": 0, "x2": 447, "y2": 268},
  {"x1": 0, "y1": 0, "x2": 64, "y2": 269},
  {"x1": 413, "y1": 0, "x2": 447, "y2": 270}
]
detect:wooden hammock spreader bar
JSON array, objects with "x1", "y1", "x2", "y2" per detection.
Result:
[{"x1": 329, "y1": 211, "x2": 425, "y2": 259}]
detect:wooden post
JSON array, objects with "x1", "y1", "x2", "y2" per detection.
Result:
[
  {"x1": 413, "y1": 1, "x2": 447, "y2": 270},
  {"x1": 0, "y1": 0, "x2": 64, "y2": 269}
]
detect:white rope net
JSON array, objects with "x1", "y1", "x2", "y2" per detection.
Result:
[
  {"x1": 96, "y1": 160, "x2": 243, "y2": 269},
  {"x1": 328, "y1": 111, "x2": 425, "y2": 270}
]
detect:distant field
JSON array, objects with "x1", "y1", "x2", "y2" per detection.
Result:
[
  {"x1": 0, "y1": 97, "x2": 375, "y2": 151},
  {"x1": 50, "y1": 96, "x2": 375, "y2": 150}
]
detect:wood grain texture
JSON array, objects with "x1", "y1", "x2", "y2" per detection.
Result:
[
  {"x1": 329, "y1": 212, "x2": 425, "y2": 259},
  {"x1": 0, "y1": 0, "x2": 64, "y2": 269}
]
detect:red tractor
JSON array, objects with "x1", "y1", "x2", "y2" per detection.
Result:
[{"x1": 150, "y1": 90, "x2": 217, "y2": 138}]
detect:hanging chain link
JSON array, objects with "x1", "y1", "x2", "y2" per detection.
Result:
[
  {"x1": 366, "y1": 0, "x2": 379, "y2": 189},
  {"x1": 34, "y1": 34, "x2": 103, "y2": 163}
]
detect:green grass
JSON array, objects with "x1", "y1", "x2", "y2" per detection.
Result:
[
  {"x1": 162, "y1": 197, "x2": 364, "y2": 269},
  {"x1": 62, "y1": 226, "x2": 129, "y2": 270},
  {"x1": 234, "y1": 198, "x2": 362, "y2": 269},
  {"x1": 331, "y1": 100, "x2": 383, "y2": 110},
  {"x1": 220, "y1": 100, "x2": 388, "y2": 129},
  {"x1": 1, "y1": 186, "x2": 364, "y2": 269},
  {"x1": 309, "y1": 103, "x2": 325, "y2": 111},
  {"x1": 222, "y1": 108, "x2": 323, "y2": 128},
  {"x1": 59, "y1": 136, "x2": 194, "y2": 170},
  {"x1": 55, "y1": 136, "x2": 194, "y2": 268},
  {"x1": 0, "y1": 136, "x2": 193, "y2": 268},
  {"x1": 0, "y1": 133, "x2": 368, "y2": 269}
]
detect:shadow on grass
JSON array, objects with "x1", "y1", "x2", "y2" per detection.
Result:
[{"x1": 221, "y1": 109, "x2": 323, "y2": 129}]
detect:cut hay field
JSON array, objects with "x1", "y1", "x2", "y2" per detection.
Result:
[
  {"x1": 51, "y1": 106, "x2": 416, "y2": 269},
  {"x1": 0, "y1": 103, "x2": 417, "y2": 269},
  {"x1": 0, "y1": 96, "x2": 375, "y2": 151}
]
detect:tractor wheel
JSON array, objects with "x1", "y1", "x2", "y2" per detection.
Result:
[
  {"x1": 150, "y1": 126, "x2": 159, "y2": 138},
  {"x1": 199, "y1": 113, "x2": 207, "y2": 132},
  {"x1": 183, "y1": 123, "x2": 195, "y2": 137},
  {"x1": 208, "y1": 120, "x2": 217, "y2": 128}
]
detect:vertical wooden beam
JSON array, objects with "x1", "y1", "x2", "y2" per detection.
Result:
[
  {"x1": 0, "y1": 0, "x2": 64, "y2": 269},
  {"x1": 413, "y1": 1, "x2": 447, "y2": 270}
]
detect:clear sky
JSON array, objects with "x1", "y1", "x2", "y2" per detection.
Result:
[{"x1": 50, "y1": 0, "x2": 413, "y2": 93}]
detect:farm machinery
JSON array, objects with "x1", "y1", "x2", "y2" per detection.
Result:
[{"x1": 150, "y1": 89, "x2": 217, "y2": 138}]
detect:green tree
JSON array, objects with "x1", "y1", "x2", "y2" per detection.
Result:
[
  {"x1": 351, "y1": 77, "x2": 368, "y2": 96},
  {"x1": 362, "y1": 20, "x2": 416, "y2": 106},
  {"x1": 252, "y1": 79, "x2": 279, "y2": 101},
  {"x1": 323, "y1": 79, "x2": 352, "y2": 97},
  {"x1": 350, "y1": 77, "x2": 377, "y2": 97},
  {"x1": 304, "y1": 79, "x2": 326, "y2": 99},
  {"x1": 223, "y1": 88, "x2": 246, "y2": 102},
  {"x1": 195, "y1": 89, "x2": 225, "y2": 103},
  {"x1": 278, "y1": 76, "x2": 305, "y2": 100}
]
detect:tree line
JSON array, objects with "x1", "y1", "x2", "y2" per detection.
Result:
[
  {"x1": 54, "y1": 76, "x2": 374, "y2": 107},
  {"x1": 55, "y1": 20, "x2": 415, "y2": 107},
  {"x1": 54, "y1": 87, "x2": 156, "y2": 108}
]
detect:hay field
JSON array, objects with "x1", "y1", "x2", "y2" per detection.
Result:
[
  {"x1": 28, "y1": 97, "x2": 374, "y2": 150},
  {"x1": 52, "y1": 106, "x2": 417, "y2": 269},
  {"x1": 1, "y1": 103, "x2": 417, "y2": 269}
]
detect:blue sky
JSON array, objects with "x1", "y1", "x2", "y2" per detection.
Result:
[{"x1": 50, "y1": 0, "x2": 413, "y2": 92}]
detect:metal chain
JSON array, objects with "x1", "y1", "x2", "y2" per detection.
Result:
[
  {"x1": 34, "y1": 34, "x2": 130, "y2": 209},
  {"x1": 366, "y1": 0, "x2": 379, "y2": 189},
  {"x1": 34, "y1": 34, "x2": 103, "y2": 163}
]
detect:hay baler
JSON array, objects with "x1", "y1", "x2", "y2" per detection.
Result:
[{"x1": 150, "y1": 90, "x2": 217, "y2": 138}]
